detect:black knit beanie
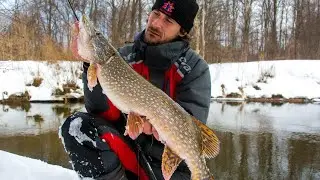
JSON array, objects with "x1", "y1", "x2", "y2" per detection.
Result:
[{"x1": 151, "y1": 0, "x2": 199, "y2": 33}]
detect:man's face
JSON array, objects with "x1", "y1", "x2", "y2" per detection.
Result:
[{"x1": 144, "y1": 10, "x2": 182, "y2": 44}]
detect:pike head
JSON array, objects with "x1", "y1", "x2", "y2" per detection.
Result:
[
  {"x1": 77, "y1": 15, "x2": 120, "y2": 90},
  {"x1": 77, "y1": 15, "x2": 117, "y2": 65}
]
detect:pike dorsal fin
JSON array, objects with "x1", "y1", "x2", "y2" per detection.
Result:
[
  {"x1": 192, "y1": 116, "x2": 220, "y2": 159},
  {"x1": 87, "y1": 63, "x2": 98, "y2": 91},
  {"x1": 162, "y1": 145, "x2": 182, "y2": 180},
  {"x1": 123, "y1": 112, "x2": 145, "y2": 140}
]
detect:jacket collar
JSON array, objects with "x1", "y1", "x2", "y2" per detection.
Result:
[{"x1": 133, "y1": 30, "x2": 189, "y2": 70}]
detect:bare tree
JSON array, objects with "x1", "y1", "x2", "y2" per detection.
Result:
[
  {"x1": 240, "y1": 0, "x2": 254, "y2": 62},
  {"x1": 1, "y1": 0, "x2": 320, "y2": 62}
]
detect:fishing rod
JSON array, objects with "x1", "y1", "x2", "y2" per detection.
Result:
[
  {"x1": 67, "y1": 0, "x2": 78, "y2": 21},
  {"x1": 121, "y1": 113, "x2": 158, "y2": 180}
]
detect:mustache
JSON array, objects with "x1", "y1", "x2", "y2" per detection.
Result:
[{"x1": 148, "y1": 26, "x2": 161, "y2": 36}]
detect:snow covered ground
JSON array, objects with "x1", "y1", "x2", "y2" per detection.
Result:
[
  {"x1": 209, "y1": 60, "x2": 320, "y2": 100},
  {"x1": 0, "y1": 61, "x2": 83, "y2": 101},
  {"x1": 0, "y1": 150, "x2": 81, "y2": 180},
  {"x1": 0, "y1": 60, "x2": 320, "y2": 102}
]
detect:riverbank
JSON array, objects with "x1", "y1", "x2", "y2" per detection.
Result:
[
  {"x1": 1, "y1": 95, "x2": 319, "y2": 109},
  {"x1": 0, "y1": 60, "x2": 319, "y2": 103}
]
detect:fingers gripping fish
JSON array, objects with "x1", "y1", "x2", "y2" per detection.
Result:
[{"x1": 76, "y1": 15, "x2": 220, "y2": 180}]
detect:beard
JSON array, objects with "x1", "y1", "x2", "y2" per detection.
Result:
[{"x1": 144, "y1": 26, "x2": 163, "y2": 45}]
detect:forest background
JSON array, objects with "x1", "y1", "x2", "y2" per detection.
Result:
[{"x1": 1, "y1": 0, "x2": 319, "y2": 63}]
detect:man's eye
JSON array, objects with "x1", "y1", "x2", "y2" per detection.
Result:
[
  {"x1": 153, "y1": 11, "x2": 160, "y2": 16},
  {"x1": 166, "y1": 18, "x2": 173, "y2": 23}
]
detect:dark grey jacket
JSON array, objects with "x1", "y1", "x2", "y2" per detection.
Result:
[
  {"x1": 82, "y1": 30, "x2": 211, "y2": 179},
  {"x1": 83, "y1": 31, "x2": 211, "y2": 123}
]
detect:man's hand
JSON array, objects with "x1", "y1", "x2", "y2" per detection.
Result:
[{"x1": 142, "y1": 120, "x2": 160, "y2": 141}]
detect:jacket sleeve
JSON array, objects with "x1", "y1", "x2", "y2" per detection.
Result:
[
  {"x1": 82, "y1": 62, "x2": 111, "y2": 115},
  {"x1": 175, "y1": 58, "x2": 211, "y2": 124}
]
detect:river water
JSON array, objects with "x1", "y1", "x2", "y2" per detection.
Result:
[{"x1": 0, "y1": 102, "x2": 319, "y2": 179}]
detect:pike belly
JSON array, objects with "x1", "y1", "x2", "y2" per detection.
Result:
[{"x1": 96, "y1": 56, "x2": 202, "y2": 162}]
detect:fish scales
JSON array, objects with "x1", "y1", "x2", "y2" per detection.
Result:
[
  {"x1": 77, "y1": 15, "x2": 219, "y2": 180},
  {"x1": 99, "y1": 55, "x2": 199, "y2": 149}
]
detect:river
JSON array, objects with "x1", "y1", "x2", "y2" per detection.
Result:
[{"x1": 0, "y1": 102, "x2": 319, "y2": 179}]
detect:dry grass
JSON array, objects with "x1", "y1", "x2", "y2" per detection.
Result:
[
  {"x1": 32, "y1": 77, "x2": 43, "y2": 87},
  {"x1": 52, "y1": 81, "x2": 80, "y2": 96},
  {"x1": 62, "y1": 81, "x2": 79, "y2": 93},
  {"x1": 226, "y1": 92, "x2": 242, "y2": 98},
  {"x1": 0, "y1": 91, "x2": 31, "y2": 112},
  {"x1": 0, "y1": 20, "x2": 79, "y2": 61},
  {"x1": 271, "y1": 94, "x2": 284, "y2": 99},
  {"x1": 6, "y1": 91, "x2": 31, "y2": 102}
]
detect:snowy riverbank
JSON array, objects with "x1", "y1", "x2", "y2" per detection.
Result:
[{"x1": 0, "y1": 60, "x2": 320, "y2": 103}]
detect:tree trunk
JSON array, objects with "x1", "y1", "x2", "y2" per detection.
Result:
[
  {"x1": 129, "y1": 0, "x2": 138, "y2": 42},
  {"x1": 194, "y1": 10, "x2": 201, "y2": 54},
  {"x1": 201, "y1": 0, "x2": 206, "y2": 59},
  {"x1": 241, "y1": 0, "x2": 253, "y2": 62}
]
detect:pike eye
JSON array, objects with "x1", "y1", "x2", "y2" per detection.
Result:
[{"x1": 95, "y1": 31, "x2": 101, "y2": 35}]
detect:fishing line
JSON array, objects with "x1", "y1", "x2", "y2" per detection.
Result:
[
  {"x1": 120, "y1": 113, "x2": 158, "y2": 180},
  {"x1": 67, "y1": 0, "x2": 78, "y2": 21}
]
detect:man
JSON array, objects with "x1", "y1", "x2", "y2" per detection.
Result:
[{"x1": 59, "y1": 0, "x2": 211, "y2": 179}]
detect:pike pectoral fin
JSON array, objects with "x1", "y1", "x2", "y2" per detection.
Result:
[
  {"x1": 192, "y1": 116, "x2": 220, "y2": 159},
  {"x1": 162, "y1": 145, "x2": 182, "y2": 180},
  {"x1": 87, "y1": 63, "x2": 97, "y2": 91},
  {"x1": 123, "y1": 112, "x2": 145, "y2": 140}
]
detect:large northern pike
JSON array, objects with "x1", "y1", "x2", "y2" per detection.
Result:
[{"x1": 76, "y1": 15, "x2": 220, "y2": 180}]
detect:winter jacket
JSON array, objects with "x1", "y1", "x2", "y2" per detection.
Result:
[{"x1": 81, "y1": 30, "x2": 211, "y2": 178}]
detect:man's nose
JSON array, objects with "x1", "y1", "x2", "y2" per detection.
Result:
[{"x1": 151, "y1": 17, "x2": 163, "y2": 29}]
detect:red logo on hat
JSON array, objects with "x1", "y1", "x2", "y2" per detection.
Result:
[{"x1": 162, "y1": 1, "x2": 175, "y2": 13}]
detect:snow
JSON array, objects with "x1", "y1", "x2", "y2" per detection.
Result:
[
  {"x1": 1, "y1": 60, "x2": 320, "y2": 101},
  {"x1": 0, "y1": 103, "x2": 90, "y2": 180},
  {"x1": 0, "y1": 150, "x2": 81, "y2": 180},
  {"x1": 68, "y1": 117, "x2": 97, "y2": 147},
  {"x1": 0, "y1": 59, "x2": 320, "y2": 179},
  {"x1": 209, "y1": 60, "x2": 320, "y2": 99},
  {"x1": 0, "y1": 61, "x2": 83, "y2": 101}
]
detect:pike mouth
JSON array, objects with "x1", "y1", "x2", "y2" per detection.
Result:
[
  {"x1": 80, "y1": 15, "x2": 119, "y2": 65},
  {"x1": 81, "y1": 15, "x2": 96, "y2": 37}
]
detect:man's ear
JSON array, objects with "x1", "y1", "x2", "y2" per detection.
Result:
[{"x1": 179, "y1": 29, "x2": 188, "y2": 37}]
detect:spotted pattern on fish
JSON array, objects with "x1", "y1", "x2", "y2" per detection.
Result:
[{"x1": 79, "y1": 15, "x2": 219, "y2": 180}]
